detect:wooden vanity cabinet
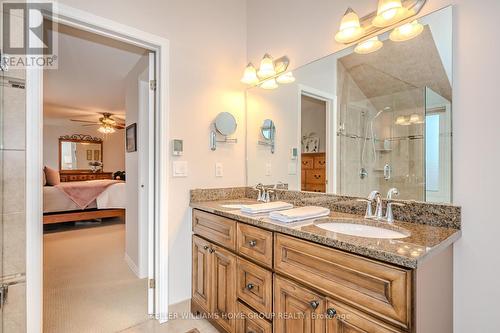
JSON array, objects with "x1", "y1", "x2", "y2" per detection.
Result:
[
  {"x1": 192, "y1": 235, "x2": 237, "y2": 333},
  {"x1": 192, "y1": 209, "x2": 453, "y2": 333}
]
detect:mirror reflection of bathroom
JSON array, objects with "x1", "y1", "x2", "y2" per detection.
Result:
[{"x1": 301, "y1": 94, "x2": 327, "y2": 193}]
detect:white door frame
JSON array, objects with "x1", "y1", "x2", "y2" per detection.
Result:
[
  {"x1": 297, "y1": 85, "x2": 337, "y2": 193},
  {"x1": 25, "y1": 4, "x2": 170, "y2": 332}
]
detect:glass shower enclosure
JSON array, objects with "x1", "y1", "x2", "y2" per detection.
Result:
[{"x1": 337, "y1": 87, "x2": 451, "y2": 203}]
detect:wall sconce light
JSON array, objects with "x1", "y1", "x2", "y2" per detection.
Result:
[
  {"x1": 390, "y1": 20, "x2": 424, "y2": 42},
  {"x1": 354, "y1": 36, "x2": 383, "y2": 54},
  {"x1": 372, "y1": 0, "x2": 409, "y2": 27},
  {"x1": 241, "y1": 54, "x2": 295, "y2": 89},
  {"x1": 334, "y1": 8, "x2": 364, "y2": 43}
]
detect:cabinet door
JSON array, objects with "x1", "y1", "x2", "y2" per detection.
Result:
[
  {"x1": 192, "y1": 236, "x2": 212, "y2": 312},
  {"x1": 326, "y1": 298, "x2": 403, "y2": 333},
  {"x1": 212, "y1": 244, "x2": 237, "y2": 333},
  {"x1": 274, "y1": 275, "x2": 326, "y2": 333}
]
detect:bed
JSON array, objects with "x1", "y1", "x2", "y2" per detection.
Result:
[{"x1": 43, "y1": 180, "x2": 126, "y2": 224}]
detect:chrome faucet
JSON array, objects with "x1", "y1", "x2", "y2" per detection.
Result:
[
  {"x1": 384, "y1": 188, "x2": 404, "y2": 223},
  {"x1": 357, "y1": 190, "x2": 381, "y2": 219},
  {"x1": 255, "y1": 183, "x2": 265, "y2": 202}
]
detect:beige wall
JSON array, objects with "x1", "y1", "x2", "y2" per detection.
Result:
[
  {"x1": 56, "y1": 0, "x2": 248, "y2": 304},
  {"x1": 247, "y1": 0, "x2": 500, "y2": 331}
]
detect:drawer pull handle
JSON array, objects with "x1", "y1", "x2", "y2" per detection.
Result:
[
  {"x1": 309, "y1": 300, "x2": 320, "y2": 310},
  {"x1": 248, "y1": 240, "x2": 257, "y2": 247},
  {"x1": 209, "y1": 248, "x2": 215, "y2": 253},
  {"x1": 203, "y1": 245, "x2": 209, "y2": 250},
  {"x1": 326, "y1": 308, "x2": 337, "y2": 318},
  {"x1": 246, "y1": 283, "x2": 254, "y2": 290}
]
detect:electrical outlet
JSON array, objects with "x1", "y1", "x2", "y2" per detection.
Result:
[{"x1": 215, "y1": 162, "x2": 223, "y2": 177}]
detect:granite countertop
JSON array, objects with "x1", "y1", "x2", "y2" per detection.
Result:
[{"x1": 190, "y1": 198, "x2": 461, "y2": 269}]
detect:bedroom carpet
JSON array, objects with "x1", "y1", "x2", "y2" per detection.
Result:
[{"x1": 44, "y1": 222, "x2": 149, "y2": 333}]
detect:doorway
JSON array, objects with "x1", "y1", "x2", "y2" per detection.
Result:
[{"x1": 26, "y1": 6, "x2": 170, "y2": 332}]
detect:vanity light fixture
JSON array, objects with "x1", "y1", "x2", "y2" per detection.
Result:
[
  {"x1": 390, "y1": 20, "x2": 424, "y2": 42},
  {"x1": 257, "y1": 53, "x2": 276, "y2": 79},
  {"x1": 354, "y1": 36, "x2": 383, "y2": 54},
  {"x1": 334, "y1": 8, "x2": 364, "y2": 43},
  {"x1": 372, "y1": 0, "x2": 409, "y2": 27},
  {"x1": 276, "y1": 72, "x2": 296, "y2": 84},
  {"x1": 240, "y1": 63, "x2": 259, "y2": 85},
  {"x1": 260, "y1": 78, "x2": 279, "y2": 90},
  {"x1": 241, "y1": 54, "x2": 294, "y2": 89},
  {"x1": 395, "y1": 114, "x2": 423, "y2": 126}
]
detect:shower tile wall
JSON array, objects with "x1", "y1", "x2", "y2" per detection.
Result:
[{"x1": 1, "y1": 7, "x2": 27, "y2": 333}]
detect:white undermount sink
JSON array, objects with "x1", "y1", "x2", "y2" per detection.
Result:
[{"x1": 316, "y1": 222, "x2": 410, "y2": 239}]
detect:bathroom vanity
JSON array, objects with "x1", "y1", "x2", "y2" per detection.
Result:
[{"x1": 190, "y1": 188, "x2": 460, "y2": 333}]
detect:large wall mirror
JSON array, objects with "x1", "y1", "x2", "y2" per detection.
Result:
[
  {"x1": 246, "y1": 6, "x2": 452, "y2": 203},
  {"x1": 59, "y1": 134, "x2": 103, "y2": 172}
]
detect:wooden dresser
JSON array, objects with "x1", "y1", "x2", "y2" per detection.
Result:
[
  {"x1": 301, "y1": 152, "x2": 326, "y2": 192},
  {"x1": 59, "y1": 171, "x2": 113, "y2": 182}
]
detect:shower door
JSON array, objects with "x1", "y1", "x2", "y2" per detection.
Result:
[{"x1": 338, "y1": 88, "x2": 426, "y2": 201}]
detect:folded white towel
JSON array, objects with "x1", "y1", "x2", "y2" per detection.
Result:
[
  {"x1": 241, "y1": 201, "x2": 293, "y2": 214},
  {"x1": 269, "y1": 206, "x2": 330, "y2": 223}
]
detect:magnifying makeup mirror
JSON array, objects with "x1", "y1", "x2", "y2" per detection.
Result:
[
  {"x1": 259, "y1": 119, "x2": 276, "y2": 153},
  {"x1": 210, "y1": 112, "x2": 238, "y2": 151}
]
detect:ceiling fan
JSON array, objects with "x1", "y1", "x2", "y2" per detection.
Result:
[{"x1": 70, "y1": 113, "x2": 125, "y2": 134}]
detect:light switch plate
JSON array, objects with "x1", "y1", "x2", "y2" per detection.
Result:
[
  {"x1": 172, "y1": 161, "x2": 188, "y2": 177},
  {"x1": 215, "y1": 162, "x2": 223, "y2": 177}
]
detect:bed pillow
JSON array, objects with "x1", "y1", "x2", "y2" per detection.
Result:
[{"x1": 44, "y1": 166, "x2": 60, "y2": 186}]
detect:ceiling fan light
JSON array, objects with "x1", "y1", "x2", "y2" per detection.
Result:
[
  {"x1": 98, "y1": 124, "x2": 116, "y2": 134},
  {"x1": 390, "y1": 20, "x2": 424, "y2": 42},
  {"x1": 354, "y1": 37, "x2": 383, "y2": 54},
  {"x1": 372, "y1": 0, "x2": 409, "y2": 27},
  {"x1": 335, "y1": 8, "x2": 364, "y2": 43},
  {"x1": 257, "y1": 54, "x2": 276, "y2": 79},
  {"x1": 240, "y1": 62, "x2": 259, "y2": 85}
]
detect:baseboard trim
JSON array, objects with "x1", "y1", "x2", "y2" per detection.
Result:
[
  {"x1": 169, "y1": 298, "x2": 191, "y2": 317},
  {"x1": 124, "y1": 253, "x2": 140, "y2": 278}
]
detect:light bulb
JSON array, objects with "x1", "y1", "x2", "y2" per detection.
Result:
[
  {"x1": 390, "y1": 20, "x2": 424, "y2": 42},
  {"x1": 354, "y1": 37, "x2": 383, "y2": 54},
  {"x1": 372, "y1": 0, "x2": 409, "y2": 27},
  {"x1": 395, "y1": 116, "x2": 411, "y2": 126},
  {"x1": 240, "y1": 63, "x2": 259, "y2": 85},
  {"x1": 260, "y1": 78, "x2": 278, "y2": 90},
  {"x1": 410, "y1": 114, "x2": 423, "y2": 124},
  {"x1": 276, "y1": 72, "x2": 295, "y2": 84},
  {"x1": 98, "y1": 125, "x2": 116, "y2": 134},
  {"x1": 257, "y1": 54, "x2": 276, "y2": 79},
  {"x1": 335, "y1": 8, "x2": 364, "y2": 43}
]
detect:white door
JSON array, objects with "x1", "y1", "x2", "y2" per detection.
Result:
[{"x1": 138, "y1": 52, "x2": 157, "y2": 315}]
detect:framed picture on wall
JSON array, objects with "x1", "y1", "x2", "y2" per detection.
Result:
[
  {"x1": 86, "y1": 150, "x2": 92, "y2": 160},
  {"x1": 126, "y1": 123, "x2": 137, "y2": 152},
  {"x1": 94, "y1": 150, "x2": 100, "y2": 160}
]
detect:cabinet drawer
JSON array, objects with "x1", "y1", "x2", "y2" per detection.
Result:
[
  {"x1": 236, "y1": 257, "x2": 273, "y2": 316},
  {"x1": 236, "y1": 223, "x2": 273, "y2": 268},
  {"x1": 314, "y1": 155, "x2": 326, "y2": 169},
  {"x1": 274, "y1": 234, "x2": 411, "y2": 330},
  {"x1": 305, "y1": 169, "x2": 325, "y2": 184},
  {"x1": 304, "y1": 184, "x2": 325, "y2": 193},
  {"x1": 301, "y1": 156, "x2": 314, "y2": 170},
  {"x1": 326, "y1": 298, "x2": 403, "y2": 333},
  {"x1": 87, "y1": 174, "x2": 97, "y2": 180},
  {"x1": 236, "y1": 301, "x2": 272, "y2": 333},
  {"x1": 78, "y1": 175, "x2": 88, "y2": 180},
  {"x1": 69, "y1": 175, "x2": 78, "y2": 181},
  {"x1": 193, "y1": 210, "x2": 236, "y2": 250}
]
